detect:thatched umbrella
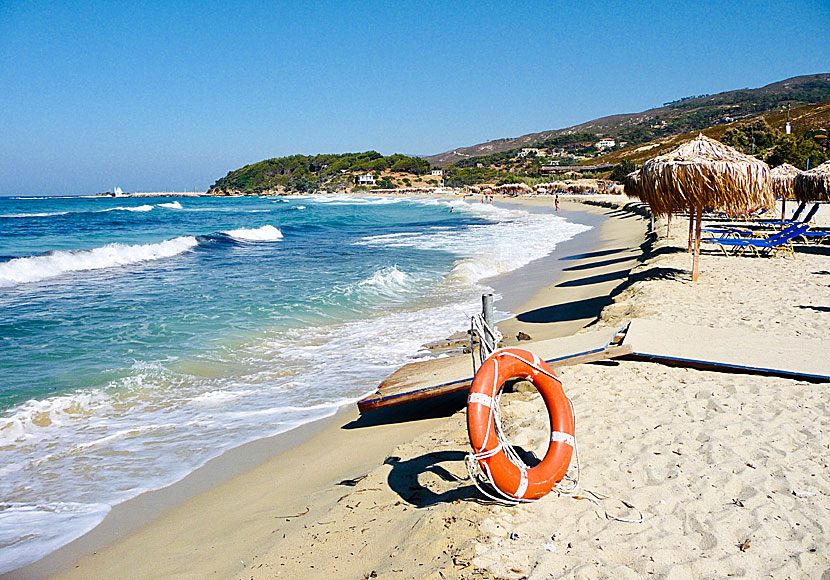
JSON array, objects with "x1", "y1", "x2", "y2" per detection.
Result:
[
  {"x1": 770, "y1": 163, "x2": 802, "y2": 220},
  {"x1": 623, "y1": 170, "x2": 642, "y2": 200},
  {"x1": 639, "y1": 134, "x2": 772, "y2": 281},
  {"x1": 794, "y1": 160, "x2": 830, "y2": 203}
]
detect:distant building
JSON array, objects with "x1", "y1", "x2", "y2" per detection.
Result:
[
  {"x1": 517, "y1": 148, "x2": 543, "y2": 158},
  {"x1": 595, "y1": 138, "x2": 616, "y2": 149},
  {"x1": 430, "y1": 169, "x2": 443, "y2": 176},
  {"x1": 356, "y1": 174, "x2": 375, "y2": 185}
]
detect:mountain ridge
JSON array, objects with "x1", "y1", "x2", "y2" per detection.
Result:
[{"x1": 425, "y1": 73, "x2": 830, "y2": 166}]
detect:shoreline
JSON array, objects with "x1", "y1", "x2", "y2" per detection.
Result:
[{"x1": 6, "y1": 194, "x2": 646, "y2": 580}]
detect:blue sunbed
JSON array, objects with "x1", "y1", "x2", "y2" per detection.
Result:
[{"x1": 701, "y1": 224, "x2": 810, "y2": 258}]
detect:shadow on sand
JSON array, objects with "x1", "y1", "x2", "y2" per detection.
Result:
[{"x1": 385, "y1": 446, "x2": 540, "y2": 507}]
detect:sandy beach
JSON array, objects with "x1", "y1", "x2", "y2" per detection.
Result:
[{"x1": 9, "y1": 195, "x2": 829, "y2": 579}]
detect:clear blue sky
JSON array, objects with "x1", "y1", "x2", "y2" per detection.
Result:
[{"x1": 1, "y1": 0, "x2": 828, "y2": 195}]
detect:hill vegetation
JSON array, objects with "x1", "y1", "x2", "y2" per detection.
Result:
[{"x1": 600, "y1": 101, "x2": 830, "y2": 169}]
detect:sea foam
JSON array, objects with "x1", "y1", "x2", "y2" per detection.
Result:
[
  {"x1": 0, "y1": 211, "x2": 70, "y2": 218},
  {"x1": 0, "y1": 236, "x2": 199, "y2": 287},
  {"x1": 158, "y1": 201, "x2": 183, "y2": 209},
  {"x1": 99, "y1": 205, "x2": 154, "y2": 213},
  {"x1": 358, "y1": 204, "x2": 591, "y2": 285}
]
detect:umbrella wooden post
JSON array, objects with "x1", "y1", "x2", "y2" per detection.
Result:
[
  {"x1": 666, "y1": 214, "x2": 672, "y2": 237},
  {"x1": 687, "y1": 206, "x2": 695, "y2": 253},
  {"x1": 692, "y1": 207, "x2": 703, "y2": 282},
  {"x1": 781, "y1": 198, "x2": 786, "y2": 221}
]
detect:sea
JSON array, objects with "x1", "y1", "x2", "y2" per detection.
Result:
[{"x1": 0, "y1": 193, "x2": 591, "y2": 572}]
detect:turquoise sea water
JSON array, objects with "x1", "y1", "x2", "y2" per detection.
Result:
[{"x1": 0, "y1": 194, "x2": 591, "y2": 572}]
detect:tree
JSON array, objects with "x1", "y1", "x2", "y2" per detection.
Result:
[
  {"x1": 766, "y1": 136, "x2": 828, "y2": 170},
  {"x1": 610, "y1": 159, "x2": 637, "y2": 182},
  {"x1": 496, "y1": 174, "x2": 521, "y2": 185},
  {"x1": 720, "y1": 120, "x2": 777, "y2": 155}
]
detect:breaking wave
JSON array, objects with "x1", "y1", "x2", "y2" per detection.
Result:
[
  {"x1": 0, "y1": 211, "x2": 70, "y2": 218},
  {"x1": 0, "y1": 237, "x2": 199, "y2": 287},
  {"x1": 99, "y1": 205, "x2": 154, "y2": 213},
  {"x1": 222, "y1": 225, "x2": 284, "y2": 242}
]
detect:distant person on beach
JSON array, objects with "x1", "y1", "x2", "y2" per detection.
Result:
[{"x1": 555, "y1": 194, "x2": 560, "y2": 211}]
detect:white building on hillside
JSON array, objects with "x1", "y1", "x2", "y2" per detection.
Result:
[{"x1": 596, "y1": 138, "x2": 616, "y2": 149}]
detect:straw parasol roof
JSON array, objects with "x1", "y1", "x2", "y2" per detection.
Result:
[
  {"x1": 638, "y1": 134, "x2": 772, "y2": 216},
  {"x1": 639, "y1": 134, "x2": 772, "y2": 282},
  {"x1": 794, "y1": 160, "x2": 830, "y2": 202},
  {"x1": 769, "y1": 163, "x2": 802, "y2": 199},
  {"x1": 493, "y1": 182, "x2": 531, "y2": 193},
  {"x1": 623, "y1": 170, "x2": 642, "y2": 200}
]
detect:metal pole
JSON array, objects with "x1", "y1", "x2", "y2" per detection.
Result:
[{"x1": 482, "y1": 293, "x2": 495, "y2": 353}]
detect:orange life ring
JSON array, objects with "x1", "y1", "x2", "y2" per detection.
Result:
[{"x1": 466, "y1": 348, "x2": 574, "y2": 500}]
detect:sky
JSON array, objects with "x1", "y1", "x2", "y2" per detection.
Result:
[{"x1": 1, "y1": 0, "x2": 828, "y2": 196}]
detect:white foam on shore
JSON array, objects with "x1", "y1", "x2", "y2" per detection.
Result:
[
  {"x1": 223, "y1": 225, "x2": 284, "y2": 241},
  {"x1": 0, "y1": 502, "x2": 111, "y2": 574},
  {"x1": 358, "y1": 203, "x2": 591, "y2": 285},
  {"x1": 0, "y1": 236, "x2": 198, "y2": 287}
]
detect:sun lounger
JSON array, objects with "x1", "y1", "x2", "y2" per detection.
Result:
[
  {"x1": 799, "y1": 229, "x2": 830, "y2": 245},
  {"x1": 755, "y1": 202, "x2": 819, "y2": 229},
  {"x1": 700, "y1": 226, "x2": 754, "y2": 239},
  {"x1": 701, "y1": 224, "x2": 810, "y2": 258}
]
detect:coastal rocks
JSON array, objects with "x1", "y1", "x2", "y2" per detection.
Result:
[
  {"x1": 423, "y1": 331, "x2": 470, "y2": 356},
  {"x1": 516, "y1": 331, "x2": 533, "y2": 341}
]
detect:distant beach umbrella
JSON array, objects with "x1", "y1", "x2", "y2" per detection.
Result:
[
  {"x1": 794, "y1": 160, "x2": 830, "y2": 202},
  {"x1": 770, "y1": 163, "x2": 802, "y2": 198},
  {"x1": 770, "y1": 163, "x2": 803, "y2": 220},
  {"x1": 638, "y1": 134, "x2": 772, "y2": 281},
  {"x1": 494, "y1": 182, "x2": 531, "y2": 195}
]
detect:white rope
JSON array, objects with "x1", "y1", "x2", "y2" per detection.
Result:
[
  {"x1": 469, "y1": 314, "x2": 503, "y2": 375},
  {"x1": 465, "y1": 350, "x2": 643, "y2": 523}
]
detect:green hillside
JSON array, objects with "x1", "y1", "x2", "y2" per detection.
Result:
[{"x1": 209, "y1": 152, "x2": 430, "y2": 195}]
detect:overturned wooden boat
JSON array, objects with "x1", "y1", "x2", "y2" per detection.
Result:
[
  {"x1": 358, "y1": 327, "x2": 630, "y2": 411},
  {"x1": 358, "y1": 319, "x2": 830, "y2": 412}
]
